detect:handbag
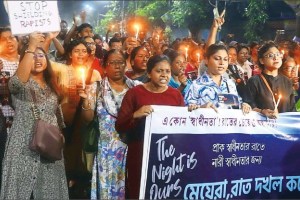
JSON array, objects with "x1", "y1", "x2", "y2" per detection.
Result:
[
  {"x1": 29, "y1": 88, "x2": 64, "y2": 161},
  {"x1": 83, "y1": 81, "x2": 100, "y2": 153}
]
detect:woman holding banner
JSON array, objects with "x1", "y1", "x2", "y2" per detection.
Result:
[
  {"x1": 245, "y1": 41, "x2": 295, "y2": 118},
  {"x1": 115, "y1": 55, "x2": 184, "y2": 199},
  {"x1": 184, "y1": 43, "x2": 252, "y2": 114}
]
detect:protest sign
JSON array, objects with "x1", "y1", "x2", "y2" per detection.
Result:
[
  {"x1": 5, "y1": 1, "x2": 60, "y2": 35},
  {"x1": 140, "y1": 106, "x2": 300, "y2": 199}
]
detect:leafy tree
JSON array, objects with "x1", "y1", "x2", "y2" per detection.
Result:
[
  {"x1": 169, "y1": 0, "x2": 211, "y2": 41},
  {"x1": 244, "y1": 0, "x2": 268, "y2": 42}
]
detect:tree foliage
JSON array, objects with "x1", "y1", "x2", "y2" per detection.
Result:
[{"x1": 244, "y1": 0, "x2": 268, "y2": 42}]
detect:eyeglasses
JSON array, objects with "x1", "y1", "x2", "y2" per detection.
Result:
[
  {"x1": 33, "y1": 53, "x2": 45, "y2": 59},
  {"x1": 108, "y1": 61, "x2": 125, "y2": 67},
  {"x1": 86, "y1": 42, "x2": 96, "y2": 46},
  {"x1": 263, "y1": 52, "x2": 283, "y2": 59}
]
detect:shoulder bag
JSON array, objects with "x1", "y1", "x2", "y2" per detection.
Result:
[{"x1": 29, "y1": 88, "x2": 64, "y2": 161}]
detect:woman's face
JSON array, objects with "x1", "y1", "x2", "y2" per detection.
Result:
[
  {"x1": 171, "y1": 55, "x2": 186, "y2": 76},
  {"x1": 281, "y1": 59, "x2": 296, "y2": 78},
  {"x1": 31, "y1": 49, "x2": 47, "y2": 74},
  {"x1": 132, "y1": 48, "x2": 150, "y2": 72},
  {"x1": 237, "y1": 47, "x2": 249, "y2": 64},
  {"x1": 259, "y1": 47, "x2": 283, "y2": 71},
  {"x1": 148, "y1": 60, "x2": 171, "y2": 88},
  {"x1": 228, "y1": 47, "x2": 237, "y2": 64},
  {"x1": 105, "y1": 52, "x2": 126, "y2": 81},
  {"x1": 205, "y1": 49, "x2": 229, "y2": 76},
  {"x1": 0, "y1": 31, "x2": 18, "y2": 55},
  {"x1": 70, "y1": 43, "x2": 88, "y2": 66},
  {"x1": 84, "y1": 37, "x2": 96, "y2": 56}
]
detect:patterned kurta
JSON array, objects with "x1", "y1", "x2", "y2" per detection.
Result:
[
  {"x1": 90, "y1": 77, "x2": 139, "y2": 200},
  {"x1": 184, "y1": 71, "x2": 241, "y2": 107},
  {"x1": 0, "y1": 76, "x2": 69, "y2": 199}
]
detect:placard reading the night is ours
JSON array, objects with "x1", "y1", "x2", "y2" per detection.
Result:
[
  {"x1": 5, "y1": 1, "x2": 60, "y2": 35},
  {"x1": 140, "y1": 106, "x2": 300, "y2": 199}
]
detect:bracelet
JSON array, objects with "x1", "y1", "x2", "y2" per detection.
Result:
[
  {"x1": 25, "y1": 49, "x2": 35, "y2": 54},
  {"x1": 82, "y1": 103, "x2": 92, "y2": 111}
]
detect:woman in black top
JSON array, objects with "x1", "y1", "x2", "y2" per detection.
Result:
[{"x1": 245, "y1": 41, "x2": 295, "y2": 119}]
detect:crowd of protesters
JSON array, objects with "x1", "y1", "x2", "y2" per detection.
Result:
[{"x1": 0, "y1": 9, "x2": 299, "y2": 200}]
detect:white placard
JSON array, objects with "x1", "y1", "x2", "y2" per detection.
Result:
[{"x1": 6, "y1": 1, "x2": 60, "y2": 35}]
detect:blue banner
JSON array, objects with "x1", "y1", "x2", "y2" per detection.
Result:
[{"x1": 139, "y1": 106, "x2": 300, "y2": 199}]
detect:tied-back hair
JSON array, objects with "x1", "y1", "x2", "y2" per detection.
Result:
[
  {"x1": 205, "y1": 44, "x2": 228, "y2": 59},
  {"x1": 19, "y1": 47, "x2": 62, "y2": 100},
  {"x1": 102, "y1": 49, "x2": 125, "y2": 68},
  {"x1": 257, "y1": 41, "x2": 278, "y2": 69},
  {"x1": 163, "y1": 48, "x2": 181, "y2": 64},
  {"x1": 146, "y1": 54, "x2": 171, "y2": 73}
]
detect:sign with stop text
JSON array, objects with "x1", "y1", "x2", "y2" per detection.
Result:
[
  {"x1": 140, "y1": 106, "x2": 300, "y2": 199},
  {"x1": 6, "y1": 1, "x2": 60, "y2": 35}
]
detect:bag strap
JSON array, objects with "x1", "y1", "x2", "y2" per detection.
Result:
[
  {"x1": 29, "y1": 88, "x2": 40, "y2": 120},
  {"x1": 260, "y1": 74, "x2": 276, "y2": 107}
]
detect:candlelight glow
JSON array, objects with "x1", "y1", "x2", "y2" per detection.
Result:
[
  {"x1": 134, "y1": 24, "x2": 140, "y2": 40},
  {"x1": 79, "y1": 67, "x2": 86, "y2": 89},
  {"x1": 196, "y1": 53, "x2": 200, "y2": 62}
]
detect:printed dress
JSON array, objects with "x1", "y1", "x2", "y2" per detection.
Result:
[
  {"x1": 91, "y1": 77, "x2": 139, "y2": 199},
  {"x1": 0, "y1": 76, "x2": 68, "y2": 199}
]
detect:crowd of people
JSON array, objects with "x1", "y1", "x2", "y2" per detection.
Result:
[{"x1": 0, "y1": 10, "x2": 299, "y2": 200}]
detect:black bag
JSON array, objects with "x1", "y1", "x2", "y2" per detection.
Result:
[
  {"x1": 82, "y1": 81, "x2": 101, "y2": 153},
  {"x1": 83, "y1": 116, "x2": 99, "y2": 153}
]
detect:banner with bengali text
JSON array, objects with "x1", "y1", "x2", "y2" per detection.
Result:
[{"x1": 139, "y1": 106, "x2": 300, "y2": 199}]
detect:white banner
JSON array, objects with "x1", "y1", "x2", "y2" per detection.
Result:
[{"x1": 6, "y1": 1, "x2": 60, "y2": 35}]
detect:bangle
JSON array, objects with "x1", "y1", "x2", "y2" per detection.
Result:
[
  {"x1": 82, "y1": 103, "x2": 92, "y2": 110},
  {"x1": 25, "y1": 49, "x2": 35, "y2": 54}
]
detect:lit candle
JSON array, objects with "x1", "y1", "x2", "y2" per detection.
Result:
[
  {"x1": 275, "y1": 94, "x2": 281, "y2": 110},
  {"x1": 157, "y1": 35, "x2": 160, "y2": 42},
  {"x1": 196, "y1": 53, "x2": 200, "y2": 63},
  {"x1": 281, "y1": 50, "x2": 285, "y2": 55},
  {"x1": 80, "y1": 67, "x2": 86, "y2": 89},
  {"x1": 185, "y1": 47, "x2": 188, "y2": 61},
  {"x1": 295, "y1": 64, "x2": 299, "y2": 78},
  {"x1": 135, "y1": 24, "x2": 140, "y2": 40}
]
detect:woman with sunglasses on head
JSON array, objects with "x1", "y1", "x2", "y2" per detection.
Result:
[
  {"x1": 245, "y1": 41, "x2": 295, "y2": 119},
  {"x1": 79, "y1": 49, "x2": 140, "y2": 199},
  {"x1": 185, "y1": 44, "x2": 252, "y2": 114},
  {"x1": 0, "y1": 32, "x2": 68, "y2": 199}
]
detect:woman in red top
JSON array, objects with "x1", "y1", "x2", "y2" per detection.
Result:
[{"x1": 115, "y1": 55, "x2": 184, "y2": 199}]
